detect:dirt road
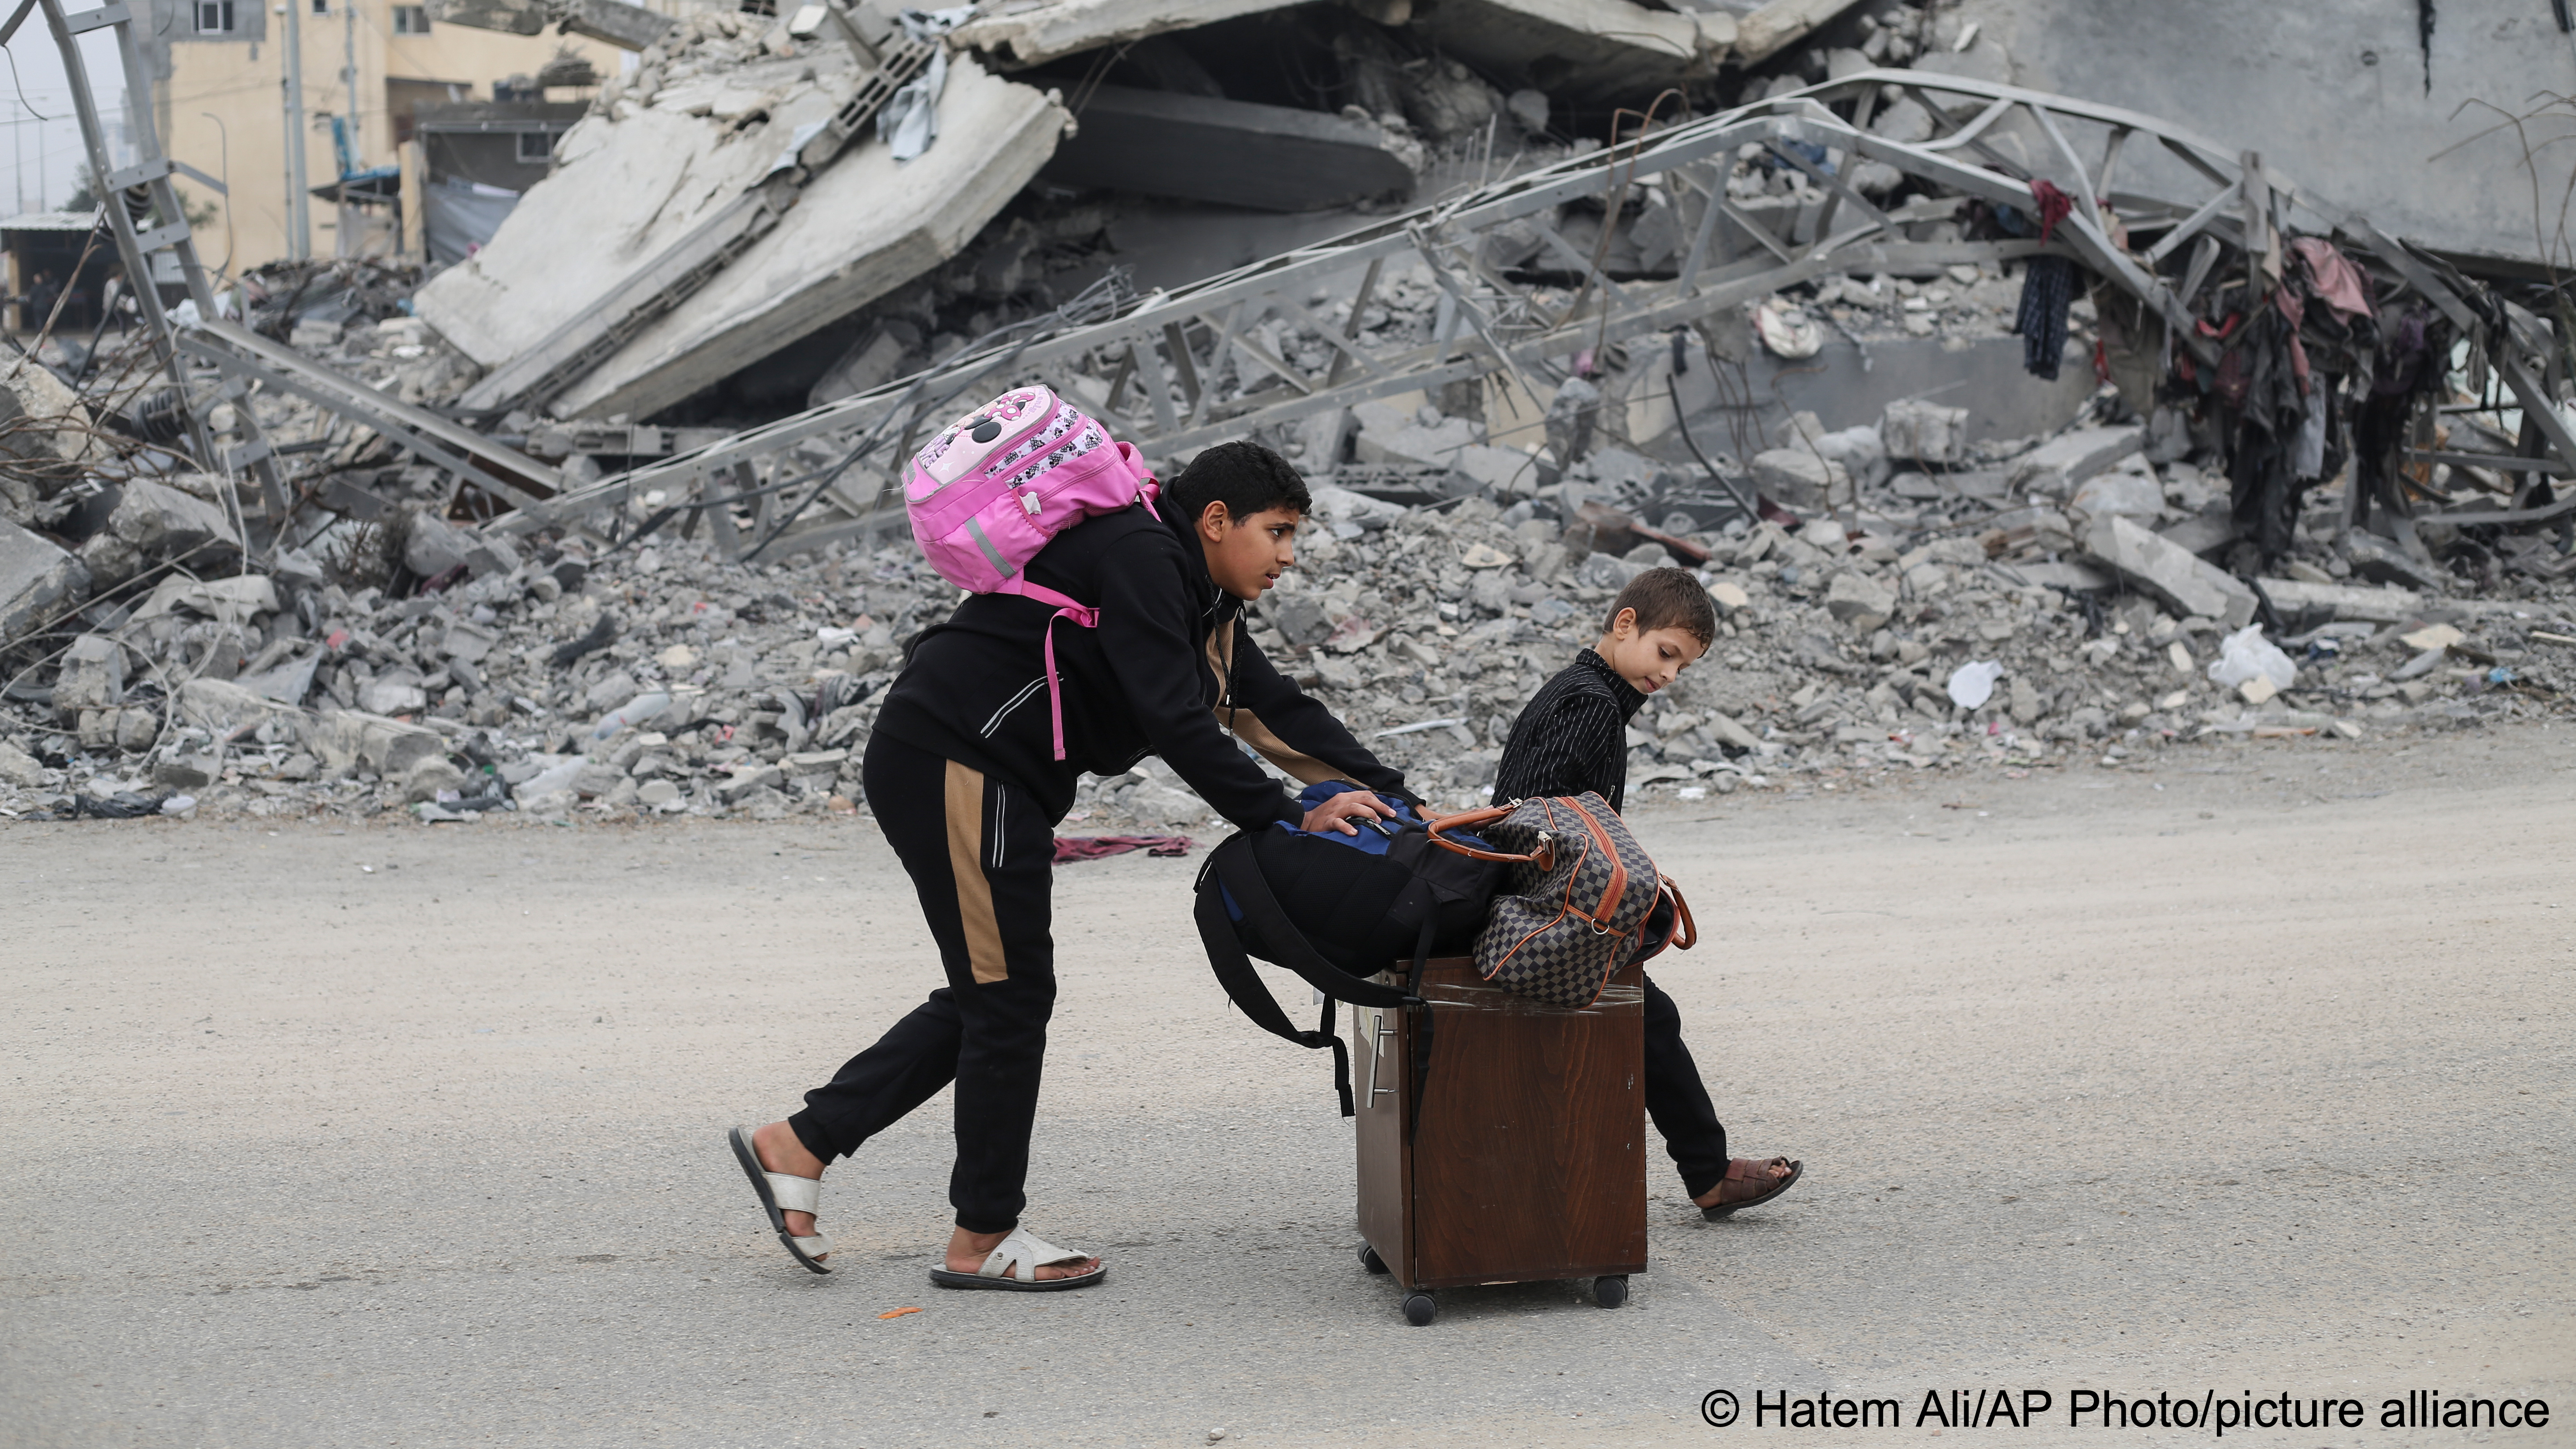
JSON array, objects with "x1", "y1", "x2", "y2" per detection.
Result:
[{"x1": 4, "y1": 725, "x2": 2569, "y2": 1447}]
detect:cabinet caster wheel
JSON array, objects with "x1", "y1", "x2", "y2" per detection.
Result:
[
  {"x1": 1401, "y1": 1291, "x2": 1437, "y2": 1326},
  {"x1": 1594, "y1": 1275, "x2": 1628, "y2": 1309},
  {"x1": 1358, "y1": 1244, "x2": 1389, "y2": 1275}
]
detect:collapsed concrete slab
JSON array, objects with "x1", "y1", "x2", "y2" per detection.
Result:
[
  {"x1": 430, "y1": 0, "x2": 672, "y2": 46},
  {"x1": 950, "y1": 0, "x2": 1290, "y2": 68},
  {"x1": 2340, "y1": 531, "x2": 2444, "y2": 593},
  {"x1": 2254, "y1": 578, "x2": 2425, "y2": 626},
  {"x1": 1405, "y1": 0, "x2": 1724, "y2": 102},
  {"x1": 954, "y1": 0, "x2": 1724, "y2": 102},
  {"x1": 0, "y1": 356, "x2": 104, "y2": 524},
  {"x1": 1732, "y1": 0, "x2": 1867, "y2": 63},
  {"x1": 426, "y1": 0, "x2": 546, "y2": 34},
  {"x1": 1039, "y1": 85, "x2": 1418, "y2": 211},
  {"x1": 0, "y1": 517, "x2": 88, "y2": 649},
  {"x1": 306, "y1": 709, "x2": 449, "y2": 780},
  {"x1": 559, "y1": 0, "x2": 673, "y2": 50},
  {"x1": 52, "y1": 633, "x2": 123, "y2": 715},
  {"x1": 2082, "y1": 515, "x2": 2256, "y2": 628},
  {"x1": 1750, "y1": 448, "x2": 1847, "y2": 509},
  {"x1": 2010, "y1": 425, "x2": 2143, "y2": 498},
  {"x1": 75, "y1": 478, "x2": 241, "y2": 591},
  {"x1": 1685, "y1": 335, "x2": 2098, "y2": 458},
  {"x1": 415, "y1": 55, "x2": 1069, "y2": 421}
]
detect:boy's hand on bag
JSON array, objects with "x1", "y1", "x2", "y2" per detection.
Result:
[{"x1": 1303, "y1": 790, "x2": 1399, "y2": 836}]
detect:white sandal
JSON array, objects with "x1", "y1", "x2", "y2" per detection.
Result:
[
  {"x1": 927, "y1": 1225, "x2": 1105, "y2": 1292},
  {"x1": 729, "y1": 1126, "x2": 834, "y2": 1275}
]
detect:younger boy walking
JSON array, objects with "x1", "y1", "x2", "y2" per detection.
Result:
[{"x1": 1492, "y1": 566, "x2": 1801, "y2": 1218}]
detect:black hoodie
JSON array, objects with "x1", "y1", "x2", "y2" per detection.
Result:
[{"x1": 873, "y1": 503, "x2": 1407, "y2": 828}]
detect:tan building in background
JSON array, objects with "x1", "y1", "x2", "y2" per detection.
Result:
[{"x1": 141, "y1": 0, "x2": 634, "y2": 272}]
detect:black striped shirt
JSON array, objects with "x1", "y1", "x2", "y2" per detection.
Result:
[{"x1": 1493, "y1": 648, "x2": 1645, "y2": 812}]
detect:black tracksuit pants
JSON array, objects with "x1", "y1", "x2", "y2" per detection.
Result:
[
  {"x1": 792, "y1": 736, "x2": 1733, "y2": 1223},
  {"x1": 788, "y1": 733, "x2": 1057, "y2": 1234},
  {"x1": 1643, "y1": 973, "x2": 1731, "y2": 1200}
]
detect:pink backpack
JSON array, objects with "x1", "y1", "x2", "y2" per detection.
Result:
[{"x1": 906, "y1": 384, "x2": 1161, "y2": 758}]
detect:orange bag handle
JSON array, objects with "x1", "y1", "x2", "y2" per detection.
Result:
[
  {"x1": 1659, "y1": 876, "x2": 1697, "y2": 952},
  {"x1": 1423, "y1": 805, "x2": 1547, "y2": 864}
]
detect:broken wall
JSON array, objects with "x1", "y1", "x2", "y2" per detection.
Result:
[{"x1": 1948, "y1": 0, "x2": 2572, "y2": 267}]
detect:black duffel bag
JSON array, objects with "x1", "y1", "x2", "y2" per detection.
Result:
[{"x1": 1193, "y1": 782, "x2": 1509, "y2": 1117}]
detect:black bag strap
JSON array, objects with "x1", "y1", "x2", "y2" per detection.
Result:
[
  {"x1": 1192, "y1": 884, "x2": 1361, "y2": 1116},
  {"x1": 1191, "y1": 833, "x2": 1421, "y2": 1118},
  {"x1": 1204, "y1": 835, "x2": 1419, "y2": 1010}
]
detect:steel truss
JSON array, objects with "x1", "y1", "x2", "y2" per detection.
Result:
[
  {"x1": 492, "y1": 71, "x2": 2571, "y2": 551},
  {"x1": 8, "y1": 0, "x2": 287, "y2": 530}
]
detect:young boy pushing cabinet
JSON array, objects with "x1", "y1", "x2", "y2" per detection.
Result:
[
  {"x1": 1492, "y1": 566, "x2": 1803, "y2": 1218},
  {"x1": 731, "y1": 438, "x2": 1408, "y2": 1289}
]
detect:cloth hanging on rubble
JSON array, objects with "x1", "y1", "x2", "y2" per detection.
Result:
[
  {"x1": 878, "y1": 6, "x2": 976, "y2": 162},
  {"x1": 2272, "y1": 283, "x2": 2313, "y2": 395},
  {"x1": 2348, "y1": 302, "x2": 2451, "y2": 530},
  {"x1": 2288, "y1": 237, "x2": 2374, "y2": 325},
  {"x1": 2014, "y1": 255, "x2": 2076, "y2": 381},
  {"x1": 2014, "y1": 165, "x2": 2084, "y2": 384},
  {"x1": 2026, "y1": 179, "x2": 2077, "y2": 243},
  {"x1": 1053, "y1": 835, "x2": 1194, "y2": 863},
  {"x1": 2372, "y1": 305, "x2": 2433, "y2": 396},
  {"x1": 2293, "y1": 384, "x2": 2330, "y2": 479},
  {"x1": 2225, "y1": 303, "x2": 2312, "y2": 562}
]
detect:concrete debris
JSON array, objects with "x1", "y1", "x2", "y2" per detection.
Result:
[
  {"x1": 417, "y1": 13, "x2": 1069, "y2": 423},
  {"x1": 2082, "y1": 515, "x2": 2257, "y2": 630},
  {"x1": 955, "y1": 0, "x2": 1724, "y2": 102},
  {"x1": 1880, "y1": 398, "x2": 1970, "y2": 468},
  {"x1": 1038, "y1": 86, "x2": 1420, "y2": 212},
  {"x1": 11, "y1": 373, "x2": 2576, "y2": 826},
  {"x1": 2009, "y1": 425, "x2": 2144, "y2": 499},
  {"x1": 53, "y1": 633, "x2": 125, "y2": 715},
  {"x1": 402, "y1": 513, "x2": 488, "y2": 581},
  {"x1": 2066, "y1": 461, "x2": 2164, "y2": 526},
  {"x1": 0, "y1": 355, "x2": 105, "y2": 479},
  {"x1": 0, "y1": 518, "x2": 90, "y2": 650},
  {"x1": 2340, "y1": 530, "x2": 2444, "y2": 593},
  {"x1": 76, "y1": 479, "x2": 242, "y2": 592},
  {"x1": 426, "y1": 0, "x2": 548, "y2": 35},
  {"x1": 1750, "y1": 448, "x2": 1848, "y2": 510},
  {"x1": 2252, "y1": 578, "x2": 2424, "y2": 627},
  {"x1": 556, "y1": 0, "x2": 675, "y2": 50},
  {"x1": 401, "y1": 0, "x2": 1964, "y2": 440},
  {"x1": 14, "y1": 0, "x2": 2576, "y2": 825}
]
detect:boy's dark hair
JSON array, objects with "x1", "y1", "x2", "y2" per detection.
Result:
[
  {"x1": 1165, "y1": 440, "x2": 1312, "y2": 525},
  {"x1": 1603, "y1": 566, "x2": 1719, "y2": 646}
]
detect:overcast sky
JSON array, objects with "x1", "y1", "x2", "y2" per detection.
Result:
[{"x1": 1, "y1": 24, "x2": 131, "y2": 218}]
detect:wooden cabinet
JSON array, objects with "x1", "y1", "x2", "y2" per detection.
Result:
[{"x1": 1353, "y1": 954, "x2": 1647, "y2": 1324}]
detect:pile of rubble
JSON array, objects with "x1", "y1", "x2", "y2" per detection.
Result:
[
  {"x1": 7, "y1": 389, "x2": 2572, "y2": 826},
  {"x1": 8, "y1": 0, "x2": 2576, "y2": 826}
]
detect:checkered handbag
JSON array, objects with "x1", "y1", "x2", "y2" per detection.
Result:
[{"x1": 1428, "y1": 792, "x2": 1695, "y2": 1008}]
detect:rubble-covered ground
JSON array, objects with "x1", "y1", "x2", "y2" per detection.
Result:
[
  {"x1": 5, "y1": 0, "x2": 2572, "y2": 829},
  {"x1": 7, "y1": 385, "x2": 2574, "y2": 827}
]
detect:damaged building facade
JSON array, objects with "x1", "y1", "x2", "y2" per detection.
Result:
[
  {"x1": 3, "y1": 0, "x2": 2574, "y2": 822},
  {"x1": 138, "y1": 0, "x2": 628, "y2": 267}
]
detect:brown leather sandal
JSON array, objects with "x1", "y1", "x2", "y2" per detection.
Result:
[{"x1": 1699, "y1": 1156, "x2": 1802, "y2": 1219}]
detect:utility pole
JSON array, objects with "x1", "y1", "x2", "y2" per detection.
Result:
[
  {"x1": 282, "y1": 0, "x2": 310, "y2": 259},
  {"x1": 339, "y1": 0, "x2": 356, "y2": 256},
  {"x1": 342, "y1": 0, "x2": 357, "y2": 140}
]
